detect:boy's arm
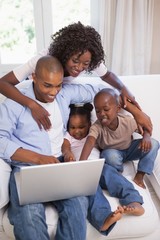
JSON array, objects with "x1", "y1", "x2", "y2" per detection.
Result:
[
  {"x1": 79, "y1": 136, "x2": 96, "y2": 160},
  {"x1": 61, "y1": 139, "x2": 76, "y2": 161}
]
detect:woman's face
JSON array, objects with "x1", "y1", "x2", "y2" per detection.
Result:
[{"x1": 65, "y1": 51, "x2": 92, "y2": 77}]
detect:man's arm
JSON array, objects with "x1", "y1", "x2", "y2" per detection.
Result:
[
  {"x1": 11, "y1": 148, "x2": 60, "y2": 165},
  {"x1": 79, "y1": 136, "x2": 96, "y2": 160}
]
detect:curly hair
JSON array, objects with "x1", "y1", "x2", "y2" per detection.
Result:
[{"x1": 48, "y1": 22, "x2": 105, "y2": 72}]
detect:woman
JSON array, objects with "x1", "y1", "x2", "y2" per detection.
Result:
[{"x1": 0, "y1": 22, "x2": 152, "y2": 132}]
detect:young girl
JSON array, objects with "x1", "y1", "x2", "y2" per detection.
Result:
[{"x1": 62, "y1": 103, "x2": 99, "y2": 161}]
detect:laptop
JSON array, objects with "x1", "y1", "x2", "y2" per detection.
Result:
[{"x1": 14, "y1": 158, "x2": 105, "y2": 205}]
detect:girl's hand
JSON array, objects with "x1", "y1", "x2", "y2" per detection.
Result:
[
  {"x1": 29, "y1": 101, "x2": 51, "y2": 130},
  {"x1": 64, "y1": 152, "x2": 76, "y2": 162}
]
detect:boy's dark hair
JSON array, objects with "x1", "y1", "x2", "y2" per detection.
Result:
[
  {"x1": 67, "y1": 103, "x2": 93, "y2": 131},
  {"x1": 48, "y1": 22, "x2": 105, "y2": 72}
]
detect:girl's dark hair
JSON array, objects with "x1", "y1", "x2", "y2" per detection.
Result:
[
  {"x1": 67, "y1": 103, "x2": 93, "y2": 131},
  {"x1": 48, "y1": 22, "x2": 105, "y2": 72}
]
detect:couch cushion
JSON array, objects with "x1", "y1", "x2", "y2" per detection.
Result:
[{"x1": 146, "y1": 151, "x2": 160, "y2": 200}]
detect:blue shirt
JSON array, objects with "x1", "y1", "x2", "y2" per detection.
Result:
[{"x1": 0, "y1": 81, "x2": 103, "y2": 165}]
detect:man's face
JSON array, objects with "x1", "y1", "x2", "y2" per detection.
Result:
[{"x1": 32, "y1": 68, "x2": 63, "y2": 103}]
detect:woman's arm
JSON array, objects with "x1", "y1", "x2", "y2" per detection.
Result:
[
  {"x1": 124, "y1": 101, "x2": 153, "y2": 135},
  {"x1": 101, "y1": 71, "x2": 141, "y2": 110},
  {"x1": 0, "y1": 71, "x2": 51, "y2": 130}
]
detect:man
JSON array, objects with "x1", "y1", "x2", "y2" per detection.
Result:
[{"x1": 0, "y1": 56, "x2": 144, "y2": 240}]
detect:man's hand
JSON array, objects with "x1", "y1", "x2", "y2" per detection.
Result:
[{"x1": 38, "y1": 156, "x2": 60, "y2": 164}]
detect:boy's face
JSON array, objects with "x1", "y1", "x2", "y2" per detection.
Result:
[
  {"x1": 68, "y1": 115, "x2": 90, "y2": 140},
  {"x1": 94, "y1": 93, "x2": 120, "y2": 129},
  {"x1": 32, "y1": 68, "x2": 63, "y2": 103}
]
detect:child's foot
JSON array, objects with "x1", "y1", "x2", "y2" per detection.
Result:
[
  {"x1": 101, "y1": 206, "x2": 124, "y2": 231},
  {"x1": 133, "y1": 172, "x2": 146, "y2": 189},
  {"x1": 123, "y1": 202, "x2": 145, "y2": 216}
]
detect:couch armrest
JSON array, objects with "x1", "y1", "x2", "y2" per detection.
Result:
[{"x1": 0, "y1": 159, "x2": 11, "y2": 208}]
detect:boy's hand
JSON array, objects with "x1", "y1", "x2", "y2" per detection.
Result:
[{"x1": 139, "y1": 134, "x2": 152, "y2": 152}]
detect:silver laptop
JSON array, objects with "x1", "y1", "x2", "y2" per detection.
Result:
[{"x1": 14, "y1": 158, "x2": 105, "y2": 205}]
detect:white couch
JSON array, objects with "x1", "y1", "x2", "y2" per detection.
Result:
[{"x1": 0, "y1": 74, "x2": 160, "y2": 240}]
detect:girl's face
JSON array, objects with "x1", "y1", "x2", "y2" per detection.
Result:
[
  {"x1": 68, "y1": 115, "x2": 90, "y2": 140},
  {"x1": 65, "y1": 51, "x2": 92, "y2": 77}
]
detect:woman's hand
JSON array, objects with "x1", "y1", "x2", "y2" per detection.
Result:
[
  {"x1": 29, "y1": 101, "x2": 51, "y2": 130},
  {"x1": 102, "y1": 71, "x2": 141, "y2": 110},
  {"x1": 120, "y1": 86, "x2": 141, "y2": 110}
]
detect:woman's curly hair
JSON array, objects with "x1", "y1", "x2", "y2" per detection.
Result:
[{"x1": 48, "y1": 22, "x2": 105, "y2": 72}]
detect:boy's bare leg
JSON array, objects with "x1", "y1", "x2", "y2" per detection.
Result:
[
  {"x1": 123, "y1": 202, "x2": 145, "y2": 216},
  {"x1": 100, "y1": 206, "x2": 124, "y2": 231},
  {"x1": 133, "y1": 171, "x2": 146, "y2": 189}
]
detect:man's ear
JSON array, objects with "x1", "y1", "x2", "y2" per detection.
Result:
[{"x1": 32, "y1": 72, "x2": 36, "y2": 83}]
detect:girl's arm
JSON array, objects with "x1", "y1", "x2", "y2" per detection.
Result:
[
  {"x1": 0, "y1": 71, "x2": 51, "y2": 130},
  {"x1": 62, "y1": 139, "x2": 76, "y2": 161},
  {"x1": 79, "y1": 136, "x2": 96, "y2": 160},
  {"x1": 101, "y1": 71, "x2": 141, "y2": 110}
]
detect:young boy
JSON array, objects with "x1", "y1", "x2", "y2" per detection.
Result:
[{"x1": 80, "y1": 88, "x2": 159, "y2": 189}]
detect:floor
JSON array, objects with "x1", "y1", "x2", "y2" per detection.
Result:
[{"x1": 0, "y1": 232, "x2": 10, "y2": 240}]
